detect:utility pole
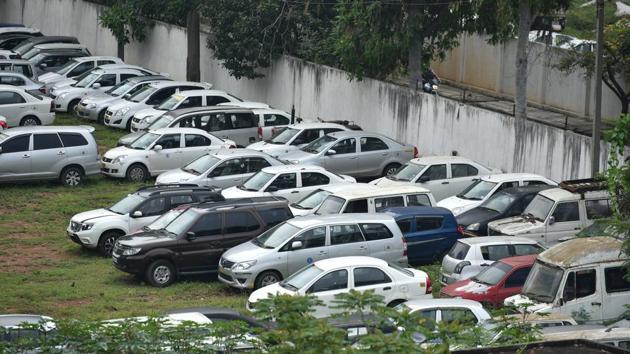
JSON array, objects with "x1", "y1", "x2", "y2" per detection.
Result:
[{"x1": 592, "y1": 0, "x2": 604, "y2": 177}]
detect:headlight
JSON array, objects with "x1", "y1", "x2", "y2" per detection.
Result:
[
  {"x1": 115, "y1": 107, "x2": 130, "y2": 116},
  {"x1": 289, "y1": 160, "x2": 300, "y2": 164},
  {"x1": 112, "y1": 155, "x2": 127, "y2": 164},
  {"x1": 232, "y1": 260, "x2": 257, "y2": 271},
  {"x1": 81, "y1": 223, "x2": 94, "y2": 231},
  {"x1": 454, "y1": 261, "x2": 471, "y2": 274},
  {"x1": 122, "y1": 247, "x2": 142, "y2": 256},
  {"x1": 466, "y1": 223, "x2": 480, "y2": 231}
]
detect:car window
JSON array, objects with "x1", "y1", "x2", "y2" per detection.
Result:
[
  {"x1": 170, "y1": 195, "x2": 193, "y2": 208},
  {"x1": 407, "y1": 194, "x2": 432, "y2": 206},
  {"x1": 97, "y1": 60, "x2": 116, "y2": 66},
  {"x1": 67, "y1": 61, "x2": 93, "y2": 77},
  {"x1": 604, "y1": 266, "x2": 630, "y2": 294},
  {"x1": 585, "y1": 199, "x2": 612, "y2": 219},
  {"x1": 420, "y1": 164, "x2": 447, "y2": 181},
  {"x1": 513, "y1": 244, "x2": 544, "y2": 256},
  {"x1": 0, "y1": 75, "x2": 25, "y2": 86},
  {"x1": 206, "y1": 96, "x2": 231, "y2": 106},
  {"x1": 96, "y1": 74, "x2": 116, "y2": 86},
  {"x1": 59, "y1": 132, "x2": 88, "y2": 147},
  {"x1": 451, "y1": 164, "x2": 478, "y2": 178},
  {"x1": 416, "y1": 217, "x2": 443, "y2": 231},
  {"x1": 293, "y1": 227, "x2": 326, "y2": 249},
  {"x1": 354, "y1": 267, "x2": 392, "y2": 287},
  {"x1": 177, "y1": 115, "x2": 207, "y2": 129},
  {"x1": 360, "y1": 137, "x2": 388, "y2": 152},
  {"x1": 147, "y1": 87, "x2": 176, "y2": 105},
  {"x1": 225, "y1": 211, "x2": 260, "y2": 234},
  {"x1": 330, "y1": 224, "x2": 365, "y2": 245},
  {"x1": 359, "y1": 223, "x2": 394, "y2": 241},
  {"x1": 33, "y1": 133, "x2": 62, "y2": 150},
  {"x1": 258, "y1": 207, "x2": 292, "y2": 228},
  {"x1": 190, "y1": 213, "x2": 222, "y2": 237},
  {"x1": 246, "y1": 157, "x2": 271, "y2": 173},
  {"x1": 331, "y1": 138, "x2": 356, "y2": 154},
  {"x1": 505, "y1": 267, "x2": 532, "y2": 288},
  {"x1": 230, "y1": 113, "x2": 256, "y2": 129},
  {"x1": 119, "y1": 73, "x2": 138, "y2": 81},
  {"x1": 344, "y1": 199, "x2": 368, "y2": 213},
  {"x1": 411, "y1": 309, "x2": 437, "y2": 329},
  {"x1": 524, "y1": 180, "x2": 548, "y2": 186},
  {"x1": 552, "y1": 202, "x2": 580, "y2": 222},
  {"x1": 563, "y1": 269, "x2": 596, "y2": 301},
  {"x1": 184, "y1": 134, "x2": 211, "y2": 147},
  {"x1": 208, "y1": 113, "x2": 232, "y2": 131},
  {"x1": 498, "y1": 181, "x2": 519, "y2": 191},
  {"x1": 301, "y1": 172, "x2": 330, "y2": 187},
  {"x1": 137, "y1": 197, "x2": 167, "y2": 217},
  {"x1": 155, "y1": 134, "x2": 181, "y2": 150},
  {"x1": 448, "y1": 242, "x2": 470, "y2": 260},
  {"x1": 441, "y1": 308, "x2": 478, "y2": 325},
  {"x1": 480, "y1": 245, "x2": 510, "y2": 261},
  {"x1": 0, "y1": 91, "x2": 25, "y2": 104},
  {"x1": 374, "y1": 196, "x2": 404, "y2": 212},
  {"x1": 1, "y1": 134, "x2": 29, "y2": 153},
  {"x1": 396, "y1": 218, "x2": 412, "y2": 234},
  {"x1": 267, "y1": 173, "x2": 297, "y2": 191},
  {"x1": 263, "y1": 114, "x2": 289, "y2": 126},
  {"x1": 178, "y1": 96, "x2": 202, "y2": 109},
  {"x1": 211, "y1": 158, "x2": 247, "y2": 177},
  {"x1": 308, "y1": 269, "x2": 348, "y2": 293}
]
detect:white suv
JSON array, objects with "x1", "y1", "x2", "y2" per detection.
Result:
[{"x1": 101, "y1": 127, "x2": 235, "y2": 182}]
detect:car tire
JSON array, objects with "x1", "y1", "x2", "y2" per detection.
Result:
[
  {"x1": 97, "y1": 109, "x2": 107, "y2": 124},
  {"x1": 20, "y1": 116, "x2": 40, "y2": 126},
  {"x1": 387, "y1": 299, "x2": 406, "y2": 307},
  {"x1": 146, "y1": 259, "x2": 176, "y2": 287},
  {"x1": 60, "y1": 166, "x2": 84, "y2": 187},
  {"x1": 254, "y1": 270, "x2": 282, "y2": 289},
  {"x1": 68, "y1": 99, "x2": 80, "y2": 115},
  {"x1": 125, "y1": 118, "x2": 132, "y2": 132},
  {"x1": 98, "y1": 231, "x2": 122, "y2": 257},
  {"x1": 126, "y1": 163, "x2": 148, "y2": 182},
  {"x1": 383, "y1": 163, "x2": 401, "y2": 177}
]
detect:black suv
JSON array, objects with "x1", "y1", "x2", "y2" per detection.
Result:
[{"x1": 112, "y1": 197, "x2": 293, "y2": 287}]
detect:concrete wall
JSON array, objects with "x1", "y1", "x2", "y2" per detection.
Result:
[
  {"x1": 0, "y1": 0, "x2": 615, "y2": 181},
  {"x1": 433, "y1": 34, "x2": 626, "y2": 119}
]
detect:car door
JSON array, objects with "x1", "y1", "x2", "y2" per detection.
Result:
[
  {"x1": 0, "y1": 90, "x2": 27, "y2": 125},
  {"x1": 298, "y1": 172, "x2": 331, "y2": 199},
  {"x1": 30, "y1": 133, "x2": 65, "y2": 178},
  {"x1": 328, "y1": 224, "x2": 369, "y2": 258},
  {"x1": 261, "y1": 113, "x2": 290, "y2": 140},
  {"x1": 175, "y1": 96, "x2": 202, "y2": 110},
  {"x1": 545, "y1": 201, "x2": 581, "y2": 245},
  {"x1": 58, "y1": 132, "x2": 90, "y2": 161},
  {"x1": 226, "y1": 112, "x2": 258, "y2": 146},
  {"x1": 285, "y1": 226, "x2": 329, "y2": 275},
  {"x1": 352, "y1": 267, "x2": 396, "y2": 304},
  {"x1": 0, "y1": 133, "x2": 31, "y2": 181},
  {"x1": 601, "y1": 266, "x2": 630, "y2": 322},
  {"x1": 415, "y1": 164, "x2": 449, "y2": 201},
  {"x1": 406, "y1": 216, "x2": 446, "y2": 265},
  {"x1": 359, "y1": 223, "x2": 400, "y2": 264},
  {"x1": 206, "y1": 157, "x2": 249, "y2": 189},
  {"x1": 128, "y1": 196, "x2": 169, "y2": 233},
  {"x1": 222, "y1": 211, "x2": 263, "y2": 250},
  {"x1": 182, "y1": 133, "x2": 213, "y2": 165},
  {"x1": 324, "y1": 137, "x2": 358, "y2": 175},
  {"x1": 206, "y1": 95, "x2": 231, "y2": 107},
  {"x1": 493, "y1": 266, "x2": 532, "y2": 305},
  {"x1": 559, "y1": 268, "x2": 603, "y2": 322},
  {"x1": 149, "y1": 133, "x2": 183, "y2": 174},
  {"x1": 175, "y1": 212, "x2": 224, "y2": 272},
  {"x1": 306, "y1": 269, "x2": 349, "y2": 317},
  {"x1": 449, "y1": 163, "x2": 481, "y2": 198},
  {"x1": 94, "y1": 74, "x2": 116, "y2": 90},
  {"x1": 356, "y1": 137, "x2": 391, "y2": 177},
  {"x1": 264, "y1": 173, "x2": 300, "y2": 202}
]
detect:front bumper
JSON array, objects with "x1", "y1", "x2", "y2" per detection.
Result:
[
  {"x1": 112, "y1": 254, "x2": 145, "y2": 274},
  {"x1": 65, "y1": 225, "x2": 98, "y2": 249},
  {"x1": 104, "y1": 111, "x2": 133, "y2": 129},
  {"x1": 217, "y1": 265, "x2": 256, "y2": 289},
  {"x1": 100, "y1": 160, "x2": 127, "y2": 178},
  {"x1": 53, "y1": 96, "x2": 72, "y2": 112},
  {"x1": 130, "y1": 117, "x2": 150, "y2": 132},
  {"x1": 75, "y1": 103, "x2": 100, "y2": 120}
]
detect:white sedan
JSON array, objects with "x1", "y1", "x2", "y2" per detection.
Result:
[
  {"x1": 247, "y1": 256, "x2": 432, "y2": 319},
  {"x1": 220, "y1": 164, "x2": 356, "y2": 203},
  {"x1": 0, "y1": 85, "x2": 54, "y2": 126},
  {"x1": 395, "y1": 298, "x2": 492, "y2": 326}
]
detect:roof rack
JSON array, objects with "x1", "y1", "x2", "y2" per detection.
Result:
[{"x1": 559, "y1": 178, "x2": 607, "y2": 194}]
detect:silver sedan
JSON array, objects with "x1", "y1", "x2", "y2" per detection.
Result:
[{"x1": 279, "y1": 131, "x2": 418, "y2": 178}]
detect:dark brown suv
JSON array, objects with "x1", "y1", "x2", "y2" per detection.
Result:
[{"x1": 112, "y1": 197, "x2": 293, "y2": 287}]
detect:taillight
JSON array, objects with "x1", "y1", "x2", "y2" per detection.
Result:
[
  {"x1": 257, "y1": 127, "x2": 263, "y2": 140},
  {"x1": 425, "y1": 275, "x2": 432, "y2": 294},
  {"x1": 456, "y1": 225, "x2": 464, "y2": 235},
  {"x1": 402, "y1": 238, "x2": 408, "y2": 257},
  {"x1": 413, "y1": 146, "x2": 419, "y2": 158}
]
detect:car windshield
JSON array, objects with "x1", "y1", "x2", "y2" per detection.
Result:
[
  {"x1": 147, "y1": 208, "x2": 186, "y2": 231},
  {"x1": 183, "y1": 155, "x2": 220, "y2": 175},
  {"x1": 156, "y1": 94, "x2": 184, "y2": 110},
  {"x1": 269, "y1": 127, "x2": 299, "y2": 144},
  {"x1": 472, "y1": 261, "x2": 512, "y2": 286},
  {"x1": 252, "y1": 222, "x2": 300, "y2": 249},
  {"x1": 107, "y1": 80, "x2": 136, "y2": 97},
  {"x1": 521, "y1": 261, "x2": 564, "y2": 303},
  {"x1": 293, "y1": 189, "x2": 332, "y2": 210},
  {"x1": 21, "y1": 49, "x2": 39, "y2": 60},
  {"x1": 164, "y1": 209, "x2": 200, "y2": 237},
  {"x1": 129, "y1": 85, "x2": 158, "y2": 102},
  {"x1": 479, "y1": 192, "x2": 517, "y2": 213},
  {"x1": 240, "y1": 171, "x2": 274, "y2": 192},
  {"x1": 389, "y1": 162, "x2": 425, "y2": 181},
  {"x1": 108, "y1": 194, "x2": 146, "y2": 214},
  {"x1": 0, "y1": 133, "x2": 10, "y2": 143},
  {"x1": 148, "y1": 114, "x2": 176, "y2": 130},
  {"x1": 314, "y1": 195, "x2": 346, "y2": 215},
  {"x1": 74, "y1": 72, "x2": 100, "y2": 88},
  {"x1": 129, "y1": 132, "x2": 159, "y2": 150},
  {"x1": 522, "y1": 195, "x2": 554, "y2": 221},
  {"x1": 458, "y1": 180, "x2": 498, "y2": 201},
  {"x1": 280, "y1": 264, "x2": 323, "y2": 291},
  {"x1": 301, "y1": 135, "x2": 336, "y2": 154},
  {"x1": 56, "y1": 60, "x2": 78, "y2": 75}
]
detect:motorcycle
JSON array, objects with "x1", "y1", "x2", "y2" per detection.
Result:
[{"x1": 422, "y1": 78, "x2": 439, "y2": 94}]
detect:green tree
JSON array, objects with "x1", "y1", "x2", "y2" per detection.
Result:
[{"x1": 99, "y1": 0, "x2": 154, "y2": 60}]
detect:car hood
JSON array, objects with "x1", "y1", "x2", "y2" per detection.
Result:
[
  {"x1": 56, "y1": 86, "x2": 88, "y2": 96},
  {"x1": 247, "y1": 142, "x2": 299, "y2": 157},
  {"x1": 370, "y1": 177, "x2": 413, "y2": 187},
  {"x1": 156, "y1": 169, "x2": 201, "y2": 185},
  {"x1": 82, "y1": 91, "x2": 112, "y2": 103},
  {"x1": 72, "y1": 208, "x2": 121, "y2": 223},
  {"x1": 38, "y1": 72, "x2": 62, "y2": 83},
  {"x1": 108, "y1": 100, "x2": 143, "y2": 112},
  {"x1": 442, "y1": 279, "x2": 495, "y2": 297},
  {"x1": 279, "y1": 149, "x2": 319, "y2": 162},
  {"x1": 134, "y1": 107, "x2": 165, "y2": 119},
  {"x1": 487, "y1": 216, "x2": 544, "y2": 235},
  {"x1": 289, "y1": 204, "x2": 313, "y2": 217},
  {"x1": 47, "y1": 78, "x2": 75, "y2": 90},
  {"x1": 221, "y1": 186, "x2": 263, "y2": 199},
  {"x1": 504, "y1": 294, "x2": 552, "y2": 313},
  {"x1": 104, "y1": 146, "x2": 141, "y2": 159},
  {"x1": 249, "y1": 283, "x2": 296, "y2": 304},
  {"x1": 456, "y1": 207, "x2": 500, "y2": 227},
  {"x1": 117, "y1": 231, "x2": 175, "y2": 247},
  {"x1": 437, "y1": 196, "x2": 480, "y2": 216},
  {"x1": 222, "y1": 240, "x2": 274, "y2": 263},
  {"x1": 117, "y1": 131, "x2": 144, "y2": 146}
]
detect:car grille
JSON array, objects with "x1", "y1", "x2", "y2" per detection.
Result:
[
  {"x1": 219, "y1": 273, "x2": 233, "y2": 282},
  {"x1": 220, "y1": 258, "x2": 235, "y2": 269},
  {"x1": 70, "y1": 221, "x2": 81, "y2": 232},
  {"x1": 102, "y1": 157, "x2": 113, "y2": 163}
]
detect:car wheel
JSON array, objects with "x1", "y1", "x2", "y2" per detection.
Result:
[
  {"x1": 255, "y1": 270, "x2": 282, "y2": 289},
  {"x1": 60, "y1": 166, "x2": 84, "y2": 187},
  {"x1": 126, "y1": 164, "x2": 148, "y2": 182},
  {"x1": 68, "y1": 99, "x2": 80, "y2": 115},
  {"x1": 125, "y1": 118, "x2": 132, "y2": 131},
  {"x1": 146, "y1": 260, "x2": 176, "y2": 287},
  {"x1": 98, "y1": 231, "x2": 122, "y2": 257},
  {"x1": 383, "y1": 163, "x2": 401, "y2": 177},
  {"x1": 20, "y1": 116, "x2": 41, "y2": 126},
  {"x1": 97, "y1": 109, "x2": 107, "y2": 124}
]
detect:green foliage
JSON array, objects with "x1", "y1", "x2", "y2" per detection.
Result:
[
  {"x1": 563, "y1": 0, "x2": 619, "y2": 40},
  {"x1": 99, "y1": 1, "x2": 153, "y2": 45}
]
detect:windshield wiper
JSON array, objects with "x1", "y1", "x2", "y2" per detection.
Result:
[
  {"x1": 182, "y1": 168, "x2": 200, "y2": 176},
  {"x1": 280, "y1": 282, "x2": 298, "y2": 291}
]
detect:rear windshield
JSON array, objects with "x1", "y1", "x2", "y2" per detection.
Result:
[
  {"x1": 448, "y1": 241, "x2": 470, "y2": 260},
  {"x1": 315, "y1": 195, "x2": 346, "y2": 215}
]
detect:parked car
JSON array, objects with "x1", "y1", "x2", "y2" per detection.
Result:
[
  {"x1": 542, "y1": 325, "x2": 630, "y2": 349},
  {"x1": 0, "y1": 71, "x2": 42, "y2": 92},
  {"x1": 247, "y1": 122, "x2": 351, "y2": 157},
  {"x1": 155, "y1": 148, "x2": 284, "y2": 188},
  {"x1": 22, "y1": 43, "x2": 90, "y2": 61},
  {"x1": 503, "y1": 312, "x2": 578, "y2": 328},
  {"x1": 370, "y1": 156, "x2": 500, "y2": 202},
  {"x1": 104, "y1": 81, "x2": 212, "y2": 130},
  {"x1": 29, "y1": 50, "x2": 89, "y2": 77},
  {"x1": 289, "y1": 183, "x2": 381, "y2": 216},
  {"x1": 0, "y1": 49, "x2": 20, "y2": 59},
  {"x1": 101, "y1": 127, "x2": 236, "y2": 182},
  {"x1": 0, "y1": 34, "x2": 37, "y2": 51},
  {"x1": 440, "y1": 255, "x2": 536, "y2": 308},
  {"x1": 112, "y1": 197, "x2": 292, "y2": 287},
  {"x1": 221, "y1": 164, "x2": 356, "y2": 203},
  {"x1": 386, "y1": 206, "x2": 462, "y2": 265},
  {"x1": 0, "y1": 59, "x2": 37, "y2": 80},
  {"x1": 437, "y1": 173, "x2": 557, "y2": 216},
  {"x1": 219, "y1": 214, "x2": 409, "y2": 290},
  {"x1": 167, "y1": 307, "x2": 269, "y2": 330},
  {"x1": 11, "y1": 36, "x2": 79, "y2": 58},
  {"x1": 457, "y1": 185, "x2": 554, "y2": 237},
  {"x1": 440, "y1": 236, "x2": 544, "y2": 286},
  {"x1": 0, "y1": 27, "x2": 42, "y2": 38},
  {"x1": 0, "y1": 125, "x2": 100, "y2": 186},
  {"x1": 215, "y1": 101, "x2": 294, "y2": 141},
  {"x1": 0, "y1": 85, "x2": 54, "y2": 126},
  {"x1": 38, "y1": 56, "x2": 123, "y2": 86},
  {"x1": 487, "y1": 179, "x2": 611, "y2": 246},
  {"x1": 0, "y1": 314, "x2": 56, "y2": 343},
  {"x1": 247, "y1": 256, "x2": 432, "y2": 318},
  {"x1": 505, "y1": 237, "x2": 630, "y2": 324},
  {"x1": 314, "y1": 185, "x2": 436, "y2": 215},
  {"x1": 68, "y1": 184, "x2": 222, "y2": 256},
  {"x1": 396, "y1": 299, "x2": 492, "y2": 327},
  {"x1": 281, "y1": 131, "x2": 418, "y2": 178},
  {"x1": 47, "y1": 63, "x2": 149, "y2": 94},
  {"x1": 76, "y1": 75, "x2": 170, "y2": 123}
]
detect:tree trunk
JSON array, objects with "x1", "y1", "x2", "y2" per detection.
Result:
[
  {"x1": 117, "y1": 41, "x2": 125, "y2": 61},
  {"x1": 408, "y1": 40, "x2": 423, "y2": 90},
  {"x1": 515, "y1": 0, "x2": 532, "y2": 120},
  {"x1": 186, "y1": 8, "x2": 201, "y2": 82}
]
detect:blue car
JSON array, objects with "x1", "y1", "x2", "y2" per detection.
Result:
[{"x1": 384, "y1": 206, "x2": 462, "y2": 265}]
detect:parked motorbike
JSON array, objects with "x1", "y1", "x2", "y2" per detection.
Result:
[{"x1": 422, "y1": 78, "x2": 439, "y2": 94}]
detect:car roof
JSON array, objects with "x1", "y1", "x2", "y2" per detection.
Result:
[
  {"x1": 210, "y1": 148, "x2": 274, "y2": 159},
  {"x1": 538, "y1": 236, "x2": 624, "y2": 268},
  {"x1": 260, "y1": 164, "x2": 329, "y2": 174},
  {"x1": 495, "y1": 185, "x2": 554, "y2": 197},
  {"x1": 0, "y1": 71, "x2": 28, "y2": 78},
  {"x1": 218, "y1": 101, "x2": 270, "y2": 109},
  {"x1": 316, "y1": 183, "x2": 379, "y2": 193},
  {"x1": 124, "y1": 75, "x2": 170, "y2": 83},
  {"x1": 498, "y1": 254, "x2": 538, "y2": 267},
  {"x1": 148, "y1": 80, "x2": 209, "y2": 89},
  {"x1": 479, "y1": 173, "x2": 553, "y2": 183},
  {"x1": 286, "y1": 213, "x2": 395, "y2": 229},
  {"x1": 91, "y1": 67, "x2": 147, "y2": 75},
  {"x1": 0, "y1": 314, "x2": 52, "y2": 328},
  {"x1": 314, "y1": 256, "x2": 389, "y2": 271},
  {"x1": 384, "y1": 206, "x2": 454, "y2": 218},
  {"x1": 33, "y1": 43, "x2": 87, "y2": 50},
  {"x1": 35, "y1": 51, "x2": 86, "y2": 57},
  {"x1": 192, "y1": 196, "x2": 287, "y2": 211},
  {"x1": 286, "y1": 122, "x2": 348, "y2": 130},
  {"x1": 0, "y1": 84, "x2": 24, "y2": 92},
  {"x1": 0, "y1": 27, "x2": 40, "y2": 35},
  {"x1": 2, "y1": 125, "x2": 96, "y2": 135},
  {"x1": 327, "y1": 130, "x2": 395, "y2": 140},
  {"x1": 150, "y1": 127, "x2": 213, "y2": 135},
  {"x1": 134, "y1": 184, "x2": 215, "y2": 196},
  {"x1": 330, "y1": 185, "x2": 431, "y2": 199},
  {"x1": 166, "y1": 105, "x2": 252, "y2": 117},
  {"x1": 0, "y1": 58, "x2": 32, "y2": 65},
  {"x1": 172, "y1": 89, "x2": 228, "y2": 97},
  {"x1": 20, "y1": 36, "x2": 77, "y2": 45},
  {"x1": 457, "y1": 236, "x2": 540, "y2": 246},
  {"x1": 73, "y1": 56, "x2": 120, "y2": 62},
  {"x1": 538, "y1": 187, "x2": 609, "y2": 201},
  {"x1": 409, "y1": 155, "x2": 479, "y2": 165},
  {"x1": 404, "y1": 298, "x2": 484, "y2": 310}
]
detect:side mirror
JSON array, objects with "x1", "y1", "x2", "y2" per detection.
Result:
[
  {"x1": 291, "y1": 241, "x2": 303, "y2": 250},
  {"x1": 326, "y1": 149, "x2": 337, "y2": 156},
  {"x1": 186, "y1": 231, "x2": 197, "y2": 241},
  {"x1": 418, "y1": 175, "x2": 430, "y2": 183},
  {"x1": 548, "y1": 216, "x2": 555, "y2": 225},
  {"x1": 132, "y1": 210, "x2": 143, "y2": 218},
  {"x1": 153, "y1": 144, "x2": 163, "y2": 151},
  {"x1": 266, "y1": 185, "x2": 279, "y2": 193},
  {"x1": 92, "y1": 83, "x2": 101, "y2": 89}
]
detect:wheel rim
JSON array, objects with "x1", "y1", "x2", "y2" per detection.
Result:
[
  {"x1": 129, "y1": 167, "x2": 145, "y2": 182},
  {"x1": 64, "y1": 170, "x2": 81, "y2": 186},
  {"x1": 103, "y1": 236, "x2": 116, "y2": 255},
  {"x1": 260, "y1": 274, "x2": 279, "y2": 287},
  {"x1": 386, "y1": 166, "x2": 399, "y2": 176},
  {"x1": 22, "y1": 118, "x2": 38, "y2": 126},
  {"x1": 153, "y1": 265, "x2": 171, "y2": 284}
]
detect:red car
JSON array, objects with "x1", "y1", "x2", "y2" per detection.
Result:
[{"x1": 440, "y1": 255, "x2": 536, "y2": 307}]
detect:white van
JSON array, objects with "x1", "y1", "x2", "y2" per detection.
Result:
[
  {"x1": 313, "y1": 185, "x2": 436, "y2": 215},
  {"x1": 505, "y1": 237, "x2": 630, "y2": 324}
]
